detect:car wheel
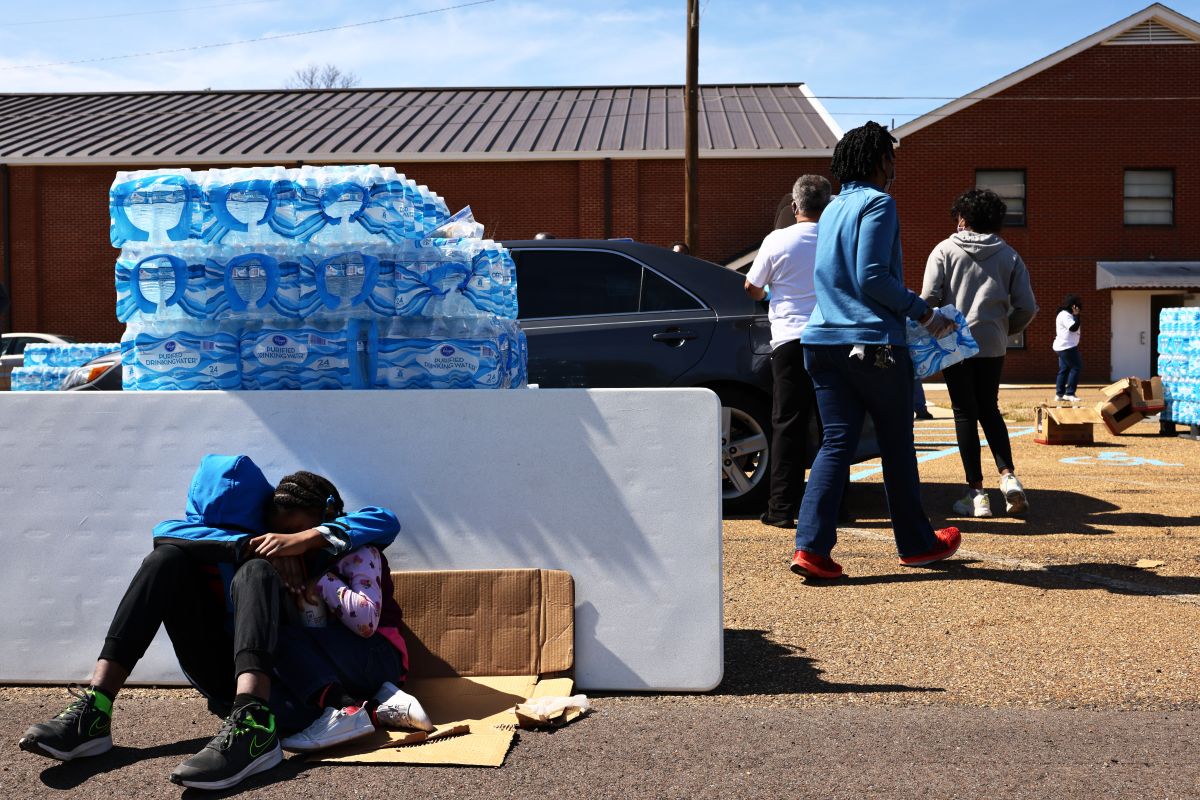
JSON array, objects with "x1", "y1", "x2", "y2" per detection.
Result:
[{"x1": 717, "y1": 388, "x2": 771, "y2": 515}]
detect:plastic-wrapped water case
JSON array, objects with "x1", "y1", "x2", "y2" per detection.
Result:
[{"x1": 904, "y1": 305, "x2": 979, "y2": 379}]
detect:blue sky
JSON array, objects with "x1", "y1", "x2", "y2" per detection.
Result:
[{"x1": 1, "y1": 0, "x2": 1197, "y2": 130}]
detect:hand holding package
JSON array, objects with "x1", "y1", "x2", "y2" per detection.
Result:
[{"x1": 905, "y1": 305, "x2": 979, "y2": 379}]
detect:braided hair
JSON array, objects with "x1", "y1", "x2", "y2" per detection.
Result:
[
  {"x1": 829, "y1": 121, "x2": 896, "y2": 184},
  {"x1": 274, "y1": 470, "x2": 345, "y2": 522}
]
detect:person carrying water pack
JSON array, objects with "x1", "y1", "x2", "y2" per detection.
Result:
[{"x1": 17, "y1": 454, "x2": 399, "y2": 791}]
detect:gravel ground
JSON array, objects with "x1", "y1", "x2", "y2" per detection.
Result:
[{"x1": 4, "y1": 385, "x2": 1198, "y2": 797}]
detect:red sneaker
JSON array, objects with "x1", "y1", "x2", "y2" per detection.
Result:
[
  {"x1": 899, "y1": 527, "x2": 961, "y2": 567},
  {"x1": 790, "y1": 549, "x2": 844, "y2": 579}
]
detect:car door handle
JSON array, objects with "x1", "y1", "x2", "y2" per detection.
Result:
[{"x1": 652, "y1": 329, "x2": 698, "y2": 344}]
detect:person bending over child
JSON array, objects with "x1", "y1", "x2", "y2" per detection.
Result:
[
  {"x1": 18, "y1": 454, "x2": 400, "y2": 791},
  {"x1": 261, "y1": 471, "x2": 433, "y2": 753}
]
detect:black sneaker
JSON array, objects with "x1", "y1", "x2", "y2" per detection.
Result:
[
  {"x1": 169, "y1": 700, "x2": 281, "y2": 790},
  {"x1": 759, "y1": 511, "x2": 794, "y2": 529},
  {"x1": 18, "y1": 685, "x2": 114, "y2": 761}
]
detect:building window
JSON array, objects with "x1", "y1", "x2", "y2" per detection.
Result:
[
  {"x1": 976, "y1": 170, "x2": 1026, "y2": 227},
  {"x1": 1124, "y1": 169, "x2": 1174, "y2": 226}
]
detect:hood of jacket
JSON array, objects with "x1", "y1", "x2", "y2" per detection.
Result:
[
  {"x1": 950, "y1": 231, "x2": 1006, "y2": 261},
  {"x1": 152, "y1": 454, "x2": 273, "y2": 560}
]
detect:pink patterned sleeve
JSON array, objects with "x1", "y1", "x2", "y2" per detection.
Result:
[{"x1": 315, "y1": 545, "x2": 384, "y2": 638}]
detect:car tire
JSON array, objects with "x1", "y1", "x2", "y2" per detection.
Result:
[{"x1": 716, "y1": 387, "x2": 772, "y2": 515}]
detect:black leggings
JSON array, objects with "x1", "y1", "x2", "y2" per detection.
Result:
[
  {"x1": 941, "y1": 356, "x2": 1016, "y2": 484},
  {"x1": 99, "y1": 544, "x2": 283, "y2": 714}
]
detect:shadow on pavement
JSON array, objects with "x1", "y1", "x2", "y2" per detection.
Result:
[
  {"x1": 841, "y1": 559, "x2": 1200, "y2": 598},
  {"x1": 39, "y1": 736, "x2": 209, "y2": 790},
  {"x1": 846, "y1": 482, "x2": 1200, "y2": 537},
  {"x1": 714, "y1": 629, "x2": 945, "y2": 696}
]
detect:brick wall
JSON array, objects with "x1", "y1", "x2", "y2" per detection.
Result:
[{"x1": 893, "y1": 42, "x2": 1200, "y2": 382}]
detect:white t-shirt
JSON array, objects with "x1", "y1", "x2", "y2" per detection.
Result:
[
  {"x1": 1053, "y1": 309, "x2": 1080, "y2": 351},
  {"x1": 745, "y1": 221, "x2": 819, "y2": 350}
]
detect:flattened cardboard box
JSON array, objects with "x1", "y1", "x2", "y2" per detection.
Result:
[
  {"x1": 1035, "y1": 404, "x2": 1100, "y2": 445},
  {"x1": 314, "y1": 569, "x2": 574, "y2": 768}
]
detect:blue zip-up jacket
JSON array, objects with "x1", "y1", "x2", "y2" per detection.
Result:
[
  {"x1": 152, "y1": 454, "x2": 401, "y2": 610},
  {"x1": 803, "y1": 181, "x2": 930, "y2": 346}
]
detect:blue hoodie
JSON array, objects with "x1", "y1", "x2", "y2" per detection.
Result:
[{"x1": 153, "y1": 454, "x2": 401, "y2": 612}]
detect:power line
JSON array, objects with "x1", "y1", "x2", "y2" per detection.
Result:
[
  {"x1": 0, "y1": 0, "x2": 497, "y2": 71},
  {"x1": 0, "y1": 1, "x2": 279, "y2": 28}
]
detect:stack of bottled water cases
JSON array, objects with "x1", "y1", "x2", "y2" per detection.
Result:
[
  {"x1": 1157, "y1": 307, "x2": 1200, "y2": 426},
  {"x1": 110, "y1": 165, "x2": 526, "y2": 391},
  {"x1": 10, "y1": 343, "x2": 121, "y2": 391}
]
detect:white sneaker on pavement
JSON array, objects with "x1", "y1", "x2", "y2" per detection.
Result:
[
  {"x1": 952, "y1": 490, "x2": 992, "y2": 518},
  {"x1": 1000, "y1": 473, "x2": 1029, "y2": 516},
  {"x1": 280, "y1": 706, "x2": 374, "y2": 752},
  {"x1": 373, "y1": 682, "x2": 434, "y2": 732},
  {"x1": 1063, "y1": 394, "x2": 1081, "y2": 402}
]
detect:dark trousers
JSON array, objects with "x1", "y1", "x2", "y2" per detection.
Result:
[
  {"x1": 767, "y1": 339, "x2": 818, "y2": 518},
  {"x1": 97, "y1": 544, "x2": 315, "y2": 734},
  {"x1": 1056, "y1": 347, "x2": 1082, "y2": 396},
  {"x1": 795, "y1": 345, "x2": 939, "y2": 558},
  {"x1": 941, "y1": 356, "x2": 1016, "y2": 484},
  {"x1": 274, "y1": 623, "x2": 402, "y2": 706}
]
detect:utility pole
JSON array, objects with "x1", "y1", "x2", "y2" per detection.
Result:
[{"x1": 684, "y1": 0, "x2": 699, "y2": 255}]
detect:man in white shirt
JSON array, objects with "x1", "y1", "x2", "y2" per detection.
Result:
[{"x1": 744, "y1": 175, "x2": 832, "y2": 527}]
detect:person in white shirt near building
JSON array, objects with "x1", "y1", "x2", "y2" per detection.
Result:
[
  {"x1": 1053, "y1": 294, "x2": 1083, "y2": 402},
  {"x1": 744, "y1": 175, "x2": 832, "y2": 528}
]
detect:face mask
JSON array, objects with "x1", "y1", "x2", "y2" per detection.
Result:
[{"x1": 956, "y1": 221, "x2": 967, "y2": 233}]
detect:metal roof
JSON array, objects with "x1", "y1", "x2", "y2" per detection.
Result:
[
  {"x1": 0, "y1": 84, "x2": 840, "y2": 166},
  {"x1": 1097, "y1": 261, "x2": 1200, "y2": 289}
]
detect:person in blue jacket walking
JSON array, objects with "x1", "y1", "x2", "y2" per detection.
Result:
[
  {"x1": 789, "y1": 121, "x2": 963, "y2": 581},
  {"x1": 18, "y1": 454, "x2": 400, "y2": 791}
]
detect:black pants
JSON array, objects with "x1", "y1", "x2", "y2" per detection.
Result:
[
  {"x1": 98, "y1": 544, "x2": 284, "y2": 717},
  {"x1": 767, "y1": 339, "x2": 818, "y2": 518},
  {"x1": 941, "y1": 356, "x2": 1016, "y2": 484}
]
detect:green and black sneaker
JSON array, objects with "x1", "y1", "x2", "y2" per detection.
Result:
[
  {"x1": 169, "y1": 699, "x2": 281, "y2": 790},
  {"x1": 19, "y1": 685, "x2": 114, "y2": 761}
]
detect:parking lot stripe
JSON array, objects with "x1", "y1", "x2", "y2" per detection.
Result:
[
  {"x1": 850, "y1": 426, "x2": 1036, "y2": 482},
  {"x1": 839, "y1": 526, "x2": 1200, "y2": 608}
]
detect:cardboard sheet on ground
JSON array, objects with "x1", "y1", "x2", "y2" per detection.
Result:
[{"x1": 313, "y1": 677, "x2": 577, "y2": 767}]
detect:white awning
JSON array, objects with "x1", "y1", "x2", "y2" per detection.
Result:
[{"x1": 1096, "y1": 262, "x2": 1200, "y2": 289}]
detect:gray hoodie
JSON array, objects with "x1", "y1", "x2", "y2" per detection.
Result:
[{"x1": 921, "y1": 232, "x2": 1039, "y2": 358}]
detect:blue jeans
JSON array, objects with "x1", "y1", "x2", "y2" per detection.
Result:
[
  {"x1": 1056, "y1": 347, "x2": 1082, "y2": 396},
  {"x1": 273, "y1": 622, "x2": 403, "y2": 715},
  {"x1": 795, "y1": 345, "x2": 939, "y2": 559}
]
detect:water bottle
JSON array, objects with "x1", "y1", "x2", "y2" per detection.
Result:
[
  {"x1": 241, "y1": 318, "x2": 367, "y2": 390},
  {"x1": 370, "y1": 316, "x2": 509, "y2": 389},
  {"x1": 204, "y1": 168, "x2": 277, "y2": 246},
  {"x1": 110, "y1": 169, "x2": 196, "y2": 246},
  {"x1": 122, "y1": 320, "x2": 240, "y2": 390}
]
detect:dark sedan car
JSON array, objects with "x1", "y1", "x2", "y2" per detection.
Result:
[{"x1": 506, "y1": 239, "x2": 780, "y2": 513}]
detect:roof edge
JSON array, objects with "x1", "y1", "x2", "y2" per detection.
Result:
[{"x1": 894, "y1": 4, "x2": 1200, "y2": 141}]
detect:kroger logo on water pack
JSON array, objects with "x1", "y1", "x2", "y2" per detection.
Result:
[
  {"x1": 417, "y1": 344, "x2": 479, "y2": 376},
  {"x1": 253, "y1": 333, "x2": 309, "y2": 366},
  {"x1": 139, "y1": 339, "x2": 200, "y2": 372}
]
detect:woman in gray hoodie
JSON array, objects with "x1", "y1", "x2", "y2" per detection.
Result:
[{"x1": 922, "y1": 188, "x2": 1038, "y2": 519}]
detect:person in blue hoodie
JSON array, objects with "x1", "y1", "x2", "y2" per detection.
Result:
[
  {"x1": 788, "y1": 121, "x2": 962, "y2": 581},
  {"x1": 18, "y1": 454, "x2": 399, "y2": 792}
]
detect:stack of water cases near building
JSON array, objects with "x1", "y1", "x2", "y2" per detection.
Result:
[
  {"x1": 10, "y1": 343, "x2": 120, "y2": 391},
  {"x1": 1157, "y1": 307, "x2": 1200, "y2": 428},
  {"x1": 109, "y1": 165, "x2": 527, "y2": 390}
]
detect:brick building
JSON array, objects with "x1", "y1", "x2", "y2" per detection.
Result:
[
  {"x1": 3, "y1": 4, "x2": 1200, "y2": 383},
  {"x1": 892, "y1": 3, "x2": 1200, "y2": 382},
  {"x1": 0, "y1": 84, "x2": 839, "y2": 344}
]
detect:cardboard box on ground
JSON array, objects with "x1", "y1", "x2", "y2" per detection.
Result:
[
  {"x1": 1035, "y1": 377, "x2": 1165, "y2": 444},
  {"x1": 315, "y1": 569, "x2": 578, "y2": 767}
]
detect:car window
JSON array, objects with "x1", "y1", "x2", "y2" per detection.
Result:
[
  {"x1": 641, "y1": 269, "x2": 703, "y2": 312},
  {"x1": 4, "y1": 337, "x2": 33, "y2": 355},
  {"x1": 514, "y1": 249, "x2": 703, "y2": 319}
]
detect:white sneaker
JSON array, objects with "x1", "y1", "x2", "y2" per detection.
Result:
[
  {"x1": 1054, "y1": 395, "x2": 1064, "y2": 402},
  {"x1": 952, "y1": 490, "x2": 992, "y2": 518},
  {"x1": 1063, "y1": 394, "x2": 1081, "y2": 402},
  {"x1": 280, "y1": 706, "x2": 374, "y2": 752},
  {"x1": 373, "y1": 681, "x2": 434, "y2": 732},
  {"x1": 1000, "y1": 473, "x2": 1028, "y2": 516}
]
